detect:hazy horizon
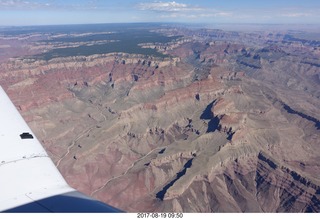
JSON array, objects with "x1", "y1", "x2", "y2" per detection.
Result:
[
  {"x1": 0, "y1": 0, "x2": 320, "y2": 26},
  {"x1": 1, "y1": 23, "x2": 319, "y2": 36}
]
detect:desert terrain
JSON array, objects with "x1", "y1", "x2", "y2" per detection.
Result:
[{"x1": 0, "y1": 23, "x2": 319, "y2": 212}]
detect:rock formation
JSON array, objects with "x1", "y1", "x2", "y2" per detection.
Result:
[{"x1": 0, "y1": 24, "x2": 319, "y2": 212}]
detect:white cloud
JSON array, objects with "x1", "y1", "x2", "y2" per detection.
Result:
[
  {"x1": 0, "y1": 0, "x2": 51, "y2": 10},
  {"x1": 281, "y1": 13, "x2": 311, "y2": 17},
  {"x1": 158, "y1": 11, "x2": 233, "y2": 21},
  {"x1": 0, "y1": 0, "x2": 103, "y2": 11},
  {"x1": 203, "y1": 12, "x2": 232, "y2": 17},
  {"x1": 137, "y1": 1, "x2": 232, "y2": 22},
  {"x1": 137, "y1": 1, "x2": 203, "y2": 12}
]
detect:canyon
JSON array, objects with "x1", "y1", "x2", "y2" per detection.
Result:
[{"x1": 0, "y1": 24, "x2": 319, "y2": 212}]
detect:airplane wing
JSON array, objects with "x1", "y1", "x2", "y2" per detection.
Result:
[{"x1": 0, "y1": 86, "x2": 122, "y2": 212}]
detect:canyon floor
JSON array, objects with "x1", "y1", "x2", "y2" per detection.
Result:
[{"x1": 0, "y1": 23, "x2": 319, "y2": 212}]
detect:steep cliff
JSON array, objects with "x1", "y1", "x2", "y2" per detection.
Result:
[{"x1": 0, "y1": 27, "x2": 319, "y2": 212}]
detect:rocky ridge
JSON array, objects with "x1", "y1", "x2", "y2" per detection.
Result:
[{"x1": 0, "y1": 26, "x2": 319, "y2": 212}]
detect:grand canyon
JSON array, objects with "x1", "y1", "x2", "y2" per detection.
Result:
[{"x1": 0, "y1": 23, "x2": 319, "y2": 212}]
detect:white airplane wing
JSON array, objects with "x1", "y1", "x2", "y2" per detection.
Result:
[{"x1": 0, "y1": 86, "x2": 121, "y2": 212}]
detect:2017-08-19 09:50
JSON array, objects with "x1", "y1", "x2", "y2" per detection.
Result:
[{"x1": 137, "y1": 213, "x2": 183, "y2": 218}]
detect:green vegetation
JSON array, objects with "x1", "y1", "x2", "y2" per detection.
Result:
[{"x1": 33, "y1": 24, "x2": 179, "y2": 60}]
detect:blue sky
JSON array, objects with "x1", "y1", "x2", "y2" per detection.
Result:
[{"x1": 0, "y1": 0, "x2": 319, "y2": 26}]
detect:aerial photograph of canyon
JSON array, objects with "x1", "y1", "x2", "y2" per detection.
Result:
[{"x1": 0, "y1": 0, "x2": 319, "y2": 214}]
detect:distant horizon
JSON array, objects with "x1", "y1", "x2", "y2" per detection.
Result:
[
  {"x1": 2, "y1": 21, "x2": 320, "y2": 27},
  {"x1": 0, "y1": 0, "x2": 320, "y2": 26},
  {"x1": 1, "y1": 22, "x2": 319, "y2": 34}
]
